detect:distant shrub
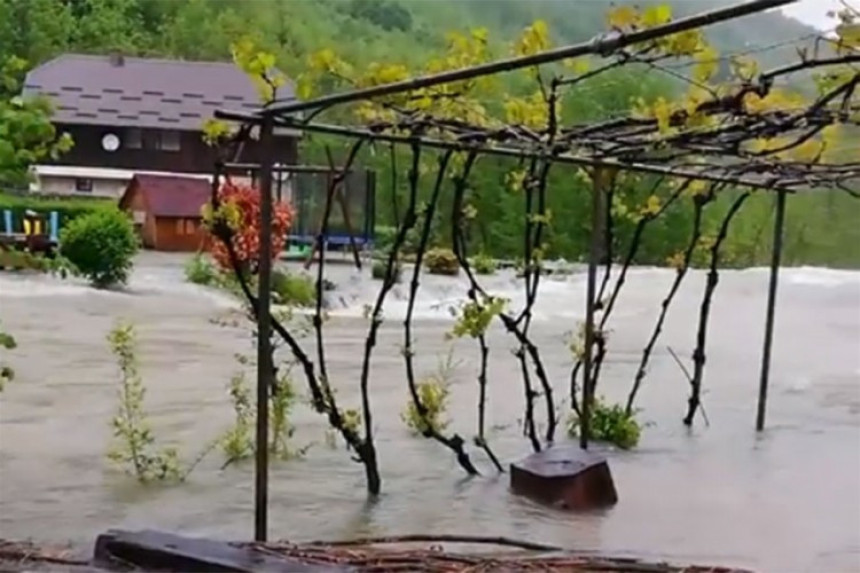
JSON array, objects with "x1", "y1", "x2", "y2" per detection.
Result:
[
  {"x1": 271, "y1": 270, "x2": 315, "y2": 307},
  {"x1": 371, "y1": 258, "x2": 402, "y2": 282},
  {"x1": 184, "y1": 252, "x2": 217, "y2": 285},
  {"x1": 470, "y1": 252, "x2": 496, "y2": 275},
  {"x1": 424, "y1": 248, "x2": 459, "y2": 276},
  {"x1": 60, "y1": 208, "x2": 139, "y2": 288},
  {"x1": 0, "y1": 248, "x2": 48, "y2": 272},
  {"x1": 0, "y1": 321, "x2": 16, "y2": 393},
  {"x1": 567, "y1": 396, "x2": 642, "y2": 450}
]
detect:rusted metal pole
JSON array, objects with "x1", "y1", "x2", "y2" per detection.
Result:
[
  {"x1": 259, "y1": 0, "x2": 795, "y2": 116},
  {"x1": 756, "y1": 188, "x2": 787, "y2": 432},
  {"x1": 254, "y1": 116, "x2": 276, "y2": 542},
  {"x1": 581, "y1": 169, "x2": 605, "y2": 449}
]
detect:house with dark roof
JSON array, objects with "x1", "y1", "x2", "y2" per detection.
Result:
[
  {"x1": 118, "y1": 174, "x2": 213, "y2": 251},
  {"x1": 22, "y1": 53, "x2": 300, "y2": 198}
]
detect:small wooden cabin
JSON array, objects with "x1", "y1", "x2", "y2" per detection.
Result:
[{"x1": 119, "y1": 174, "x2": 211, "y2": 252}]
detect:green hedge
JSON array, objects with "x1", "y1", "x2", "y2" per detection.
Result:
[{"x1": 0, "y1": 193, "x2": 115, "y2": 233}]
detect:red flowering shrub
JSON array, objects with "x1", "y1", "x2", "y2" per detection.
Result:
[{"x1": 203, "y1": 179, "x2": 293, "y2": 274}]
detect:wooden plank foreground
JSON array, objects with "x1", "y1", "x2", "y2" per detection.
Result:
[
  {"x1": 1, "y1": 531, "x2": 756, "y2": 572},
  {"x1": 93, "y1": 529, "x2": 348, "y2": 572}
]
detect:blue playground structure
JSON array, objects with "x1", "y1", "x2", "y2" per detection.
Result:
[{"x1": 0, "y1": 209, "x2": 61, "y2": 257}]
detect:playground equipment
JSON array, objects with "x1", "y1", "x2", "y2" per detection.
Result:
[
  {"x1": 288, "y1": 168, "x2": 375, "y2": 268},
  {"x1": 0, "y1": 209, "x2": 60, "y2": 261}
]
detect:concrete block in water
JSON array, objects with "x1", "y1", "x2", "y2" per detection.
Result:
[{"x1": 510, "y1": 445, "x2": 618, "y2": 510}]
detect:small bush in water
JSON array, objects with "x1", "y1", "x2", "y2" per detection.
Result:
[
  {"x1": 220, "y1": 352, "x2": 305, "y2": 466},
  {"x1": 60, "y1": 208, "x2": 139, "y2": 288},
  {"x1": 271, "y1": 270, "x2": 315, "y2": 307},
  {"x1": 424, "y1": 248, "x2": 459, "y2": 276},
  {"x1": 371, "y1": 258, "x2": 402, "y2": 283},
  {"x1": 470, "y1": 252, "x2": 496, "y2": 275},
  {"x1": 567, "y1": 396, "x2": 642, "y2": 450},
  {"x1": 106, "y1": 321, "x2": 183, "y2": 482},
  {"x1": 0, "y1": 322, "x2": 16, "y2": 393},
  {"x1": 184, "y1": 252, "x2": 217, "y2": 285},
  {"x1": 106, "y1": 321, "x2": 215, "y2": 482},
  {"x1": 401, "y1": 348, "x2": 458, "y2": 435}
]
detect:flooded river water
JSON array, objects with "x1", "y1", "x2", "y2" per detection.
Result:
[{"x1": 1, "y1": 252, "x2": 858, "y2": 572}]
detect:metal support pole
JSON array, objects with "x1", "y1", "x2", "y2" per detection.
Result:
[
  {"x1": 254, "y1": 116, "x2": 275, "y2": 542},
  {"x1": 756, "y1": 188, "x2": 787, "y2": 432},
  {"x1": 581, "y1": 169, "x2": 605, "y2": 449},
  {"x1": 367, "y1": 169, "x2": 376, "y2": 247}
]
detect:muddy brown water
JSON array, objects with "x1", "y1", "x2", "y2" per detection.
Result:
[{"x1": 1, "y1": 252, "x2": 858, "y2": 572}]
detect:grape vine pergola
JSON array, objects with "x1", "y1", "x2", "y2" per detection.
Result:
[{"x1": 209, "y1": 0, "x2": 859, "y2": 541}]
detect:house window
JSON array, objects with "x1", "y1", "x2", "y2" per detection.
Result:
[
  {"x1": 175, "y1": 218, "x2": 196, "y2": 235},
  {"x1": 126, "y1": 128, "x2": 142, "y2": 149},
  {"x1": 157, "y1": 130, "x2": 181, "y2": 152},
  {"x1": 74, "y1": 178, "x2": 93, "y2": 193}
]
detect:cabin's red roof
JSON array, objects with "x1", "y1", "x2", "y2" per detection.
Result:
[{"x1": 122, "y1": 174, "x2": 211, "y2": 218}]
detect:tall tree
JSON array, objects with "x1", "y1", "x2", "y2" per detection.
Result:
[{"x1": 0, "y1": 56, "x2": 73, "y2": 190}]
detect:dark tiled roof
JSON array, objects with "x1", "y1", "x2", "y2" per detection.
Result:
[
  {"x1": 23, "y1": 54, "x2": 296, "y2": 131},
  {"x1": 124, "y1": 174, "x2": 212, "y2": 218}
]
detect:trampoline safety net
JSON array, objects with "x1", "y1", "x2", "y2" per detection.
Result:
[{"x1": 281, "y1": 168, "x2": 375, "y2": 248}]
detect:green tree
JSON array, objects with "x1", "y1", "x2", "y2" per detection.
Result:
[
  {"x1": 0, "y1": 0, "x2": 73, "y2": 64},
  {"x1": 0, "y1": 56, "x2": 73, "y2": 190}
]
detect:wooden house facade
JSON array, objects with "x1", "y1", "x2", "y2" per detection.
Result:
[{"x1": 22, "y1": 53, "x2": 300, "y2": 198}]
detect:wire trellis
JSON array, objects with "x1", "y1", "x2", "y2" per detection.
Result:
[{"x1": 206, "y1": 0, "x2": 858, "y2": 542}]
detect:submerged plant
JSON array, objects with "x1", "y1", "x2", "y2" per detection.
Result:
[
  {"x1": 566, "y1": 395, "x2": 642, "y2": 450},
  {"x1": 401, "y1": 348, "x2": 460, "y2": 436},
  {"x1": 184, "y1": 252, "x2": 217, "y2": 285},
  {"x1": 220, "y1": 351, "x2": 306, "y2": 467},
  {"x1": 470, "y1": 252, "x2": 496, "y2": 275},
  {"x1": 371, "y1": 258, "x2": 402, "y2": 282},
  {"x1": 424, "y1": 247, "x2": 460, "y2": 276},
  {"x1": 221, "y1": 365, "x2": 254, "y2": 466},
  {"x1": 271, "y1": 270, "x2": 316, "y2": 307},
  {"x1": 106, "y1": 321, "x2": 184, "y2": 482},
  {"x1": 0, "y1": 321, "x2": 16, "y2": 393}
]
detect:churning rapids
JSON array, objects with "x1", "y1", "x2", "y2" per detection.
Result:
[{"x1": 1, "y1": 251, "x2": 858, "y2": 572}]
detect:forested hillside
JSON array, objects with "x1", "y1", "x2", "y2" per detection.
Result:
[{"x1": 1, "y1": 0, "x2": 857, "y2": 267}]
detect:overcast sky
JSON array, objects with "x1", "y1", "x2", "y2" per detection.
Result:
[{"x1": 781, "y1": 0, "x2": 857, "y2": 31}]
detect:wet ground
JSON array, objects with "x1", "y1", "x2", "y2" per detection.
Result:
[{"x1": 1, "y1": 252, "x2": 858, "y2": 573}]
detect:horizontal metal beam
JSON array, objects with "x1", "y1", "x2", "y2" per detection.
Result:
[
  {"x1": 256, "y1": 0, "x2": 796, "y2": 117},
  {"x1": 214, "y1": 109, "x2": 795, "y2": 191},
  {"x1": 221, "y1": 162, "x2": 355, "y2": 174}
]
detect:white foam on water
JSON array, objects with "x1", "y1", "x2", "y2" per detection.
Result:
[
  {"x1": 5, "y1": 255, "x2": 857, "y2": 322},
  {"x1": 0, "y1": 260, "x2": 239, "y2": 310},
  {"x1": 0, "y1": 273, "x2": 101, "y2": 298},
  {"x1": 783, "y1": 266, "x2": 860, "y2": 287},
  {"x1": 324, "y1": 269, "x2": 591, "y2": 322},
  {"x1": 128, "y1": 267, "x2": 239, "y2": 309}
]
